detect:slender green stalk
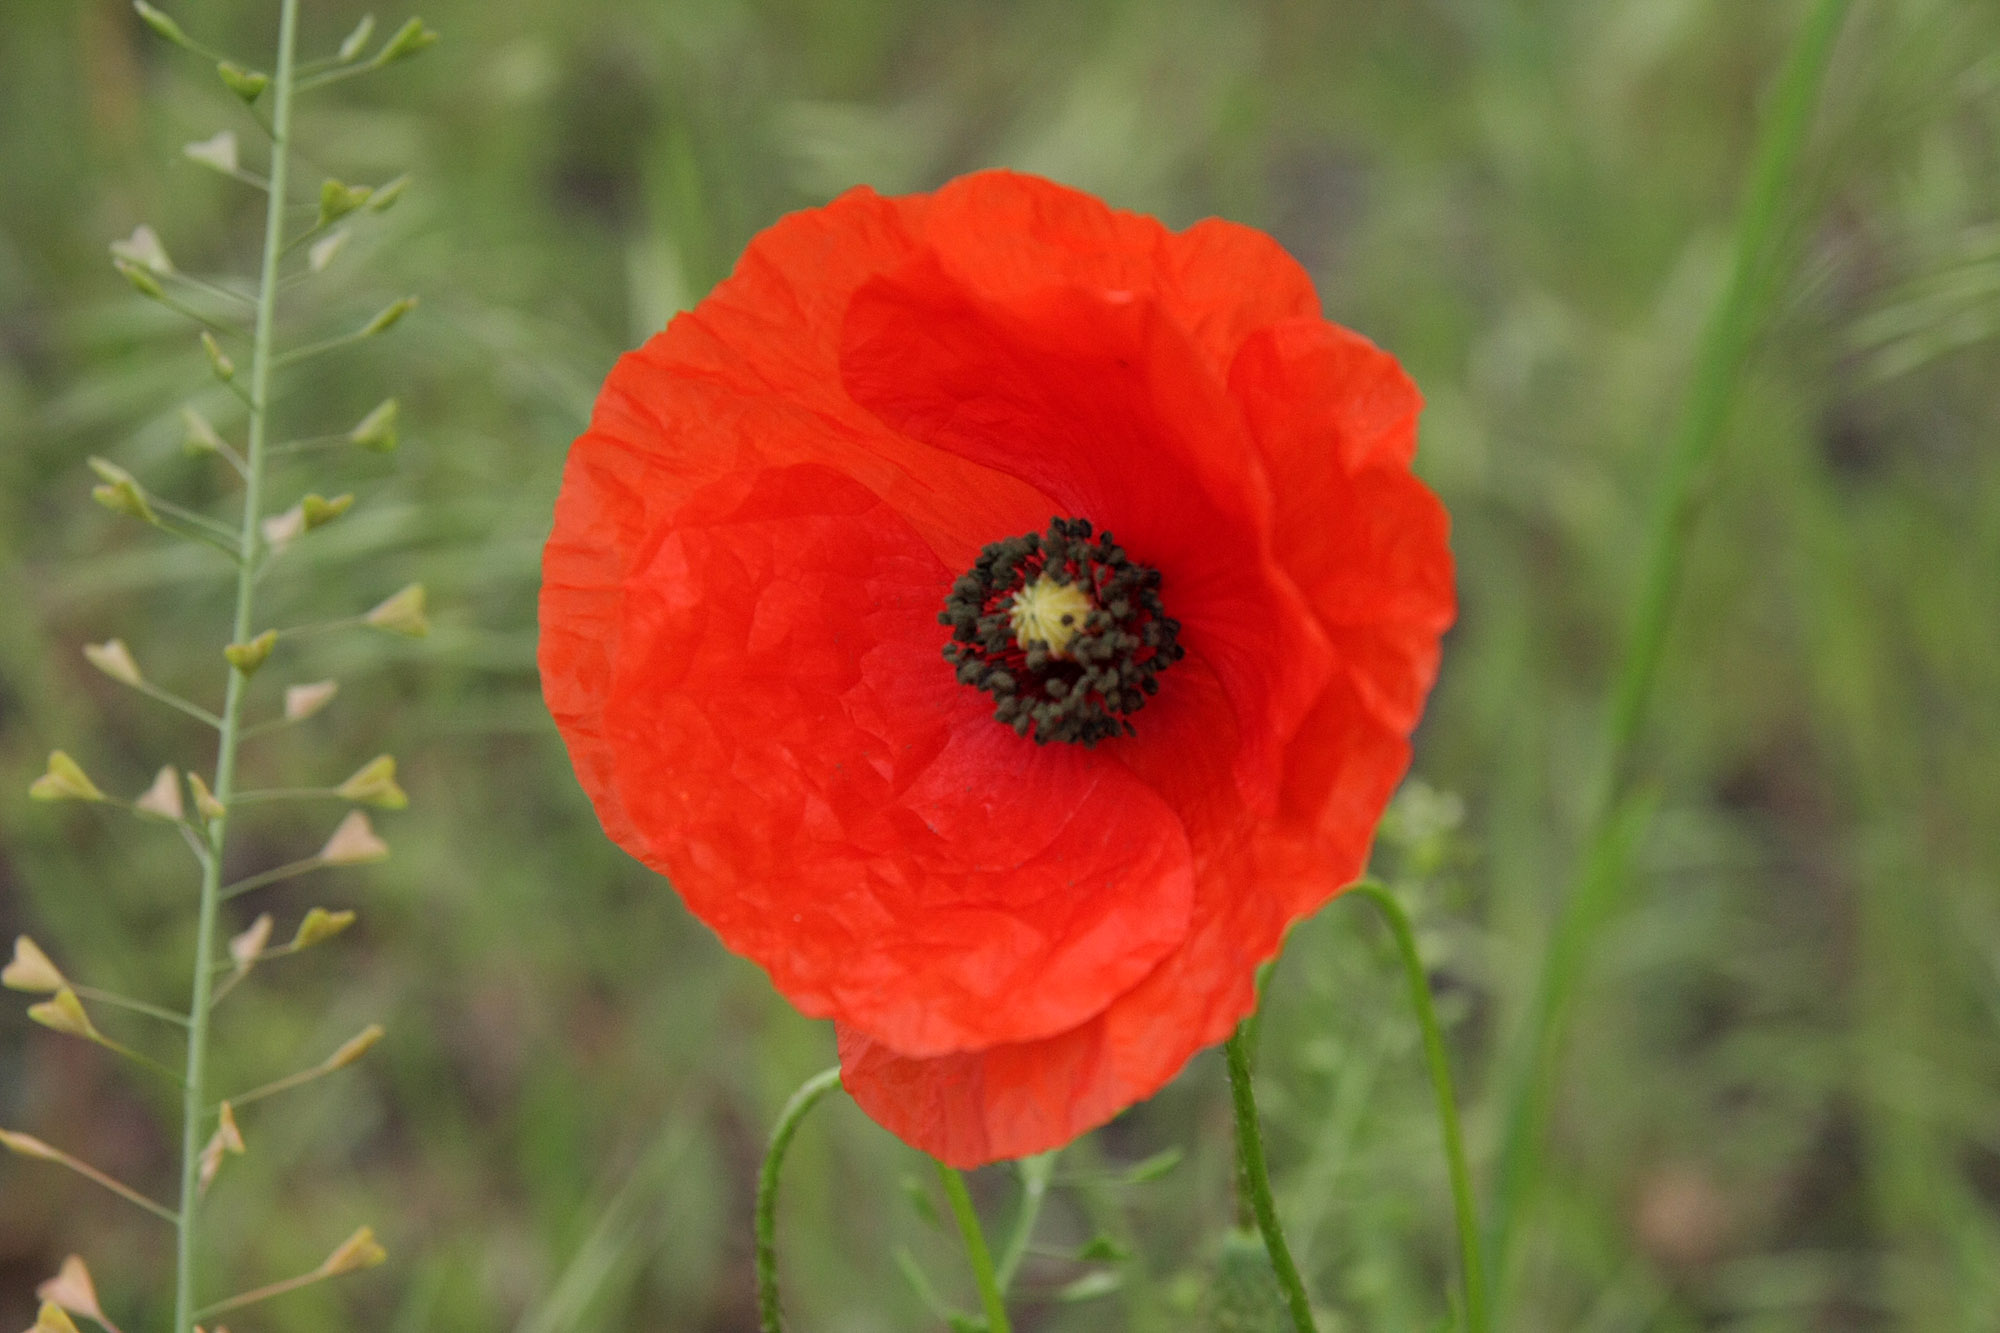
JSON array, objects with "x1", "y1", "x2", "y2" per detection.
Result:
[
  {"x1": 935, "y1": 1162, "x2": 1011, "y2": 1333},
  {"x1": 755, "y1": 1066, "x2": 842, "y2": 1333},
  {"x1": 993, "y1": 1150, "x2": 1057, "y2": 1294},
  {"x1": 1351, "y1": 882, "x2": 1488, "y2": 1333},
  {"x1": 73, "y1": 984, "x2": 191, "y2": 1027},
  {"x1": 1486, "y1": 0, "x2": 1855, "y2": 1278},
  {"x1": 1224, "y1": 1028, "x2": 1317, "y2": 1333},
  {"x1": 173, "y1": 5, "x2": 300, "y2": 1331}
]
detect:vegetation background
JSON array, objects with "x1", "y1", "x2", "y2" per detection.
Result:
[{"x1": 2, "y1": 0, "x2": 1997, "y2": 1328}]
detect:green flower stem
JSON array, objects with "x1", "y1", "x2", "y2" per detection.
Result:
[
  {"x1": 993, "y1": 1150, "x2": 1057, "y2": 1294},
  {"x1": 1351, "y1": 882, "x2": 1489, "y2": 1333},
  {"x1": 1485, "y1": 0, "x2": 1855, "y2": 1278},
  {"x1": 1224, "y1": 1027, "x2": 1317, "y2": 1333},
  {"x1": 755, "y1": 1066, "x2": 842, "y2": 1333},
  {"x1": 173, "y1": 3, "x2": 300, "y2": 1332},
  {"x1": 935, "y1": 1161, "x2": 1011, "y2": 1333}
]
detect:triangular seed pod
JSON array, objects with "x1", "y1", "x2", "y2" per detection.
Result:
[
  {"x1": 348, "y1": 399, "x2": 398, "y2": 451},
  {"x1": 290, "y1": 908, "x2": 356, "y2": 951},
  {"x1": 187, "y1": 772, "x2": 226, "y2": 820},
  {"x1": 363, "y1": 584, "x2": 428, "y2": 637},
  {"x1": 301, "y1": 493, "x2": 354, "y2": 530},
  {"x1": 31, "y1": 1300, "x2": 83, "y2": 1333},
  {"x1": 336, "y1": 756, "x2": 407, "y2": 810},
  {"x1": 183, "y1": 130, "x2": 240, "y2": 175},
  {"x1": 284, "y1": 680, "x2": 339, "y2": 721},
  {"x1": 223, "y1": 630, "x2": 277, "y2": 675},
  {"x1": 27, "y1": 989, "x2": 101, "y2": 1042},
  {"x1": 216, "y1": 62, "x2": 269, "y2": 103},
  {"x1": 372, "y1": 17, "x2": 438, "y2": 65},
  {"x1": 319, "y1": 812, "x2": 389, "y2": 865},
  {"x1": 35, "y1": 1255, "x2": 109, "y2": 1328},
  {"x1": 3, "y1": 938, "x2": 66, "y2": 993},
  {"x1": 83, "y1": 639, "x2": 143, "y2": 687},
  {"x1": 182, "y1": 406, "x2": 228, "y2": 456},
  {"x1": 228, "y1": 915, "x2": 273, "y2": 972},
  {"x1": 135, "y1": 766, "x2": 185, "y2": 821},
  {"x1": 30, "y1": 752, "x2": 106, "y2": 803},
  {"x1": 109, "y1": 225, "x2": 173, "y2": 274}
]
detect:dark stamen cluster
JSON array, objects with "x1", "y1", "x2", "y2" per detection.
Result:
[{"x1": 940, "y1": 517, "x2": 1184, "y2": 745}]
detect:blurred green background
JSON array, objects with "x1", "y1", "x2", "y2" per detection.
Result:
[{"x1": 2, "y1": 0, "x2": 1997, "y2": 1328}]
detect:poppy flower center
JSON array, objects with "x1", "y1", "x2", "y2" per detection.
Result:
[{"x1": 940, "y1": 517, "x2": 1184, "y2": 746}]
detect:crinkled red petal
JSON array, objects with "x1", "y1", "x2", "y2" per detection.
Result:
[
  {"x1": 837, "y1": 661, "x2": 1412, "y2": 1166},
  {"x1": 595, "y1": 462, "x2": 1195, "y2": 1056},
  {"x1": 841, "y1": 261, "x2": 1334, "y2": 807}
]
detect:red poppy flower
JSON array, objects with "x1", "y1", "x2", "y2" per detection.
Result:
[{"x1": 540, "y1": 169, "x2": 1453, "y2": 1167}]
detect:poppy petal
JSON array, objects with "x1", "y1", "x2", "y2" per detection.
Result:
[
  {"x1": 841, "y1": 260, "x2": 1335, "y2": 807},
  {"x1": 599, "y1": 462, "x2": 1195, "y2": 1056}
]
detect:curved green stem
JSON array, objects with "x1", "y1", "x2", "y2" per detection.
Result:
[
  {"x1": 173, "y1": 5, "x2": 300, "y2": 1331},
  {"x1": 1224, "y1": 1028, "x2": 1317, "y2": 1333},
  {"x1": 1486, "y1": 0, "x2": 1855, "y2": 1275},
  {"x1": 1351, "y1": 882, "x2": 1489, "y2": 1333},
  {"x1": 935, "y1": 1162, "x2": 1011, "y2": 1333},
  {"x1": 755, "y1": 1066, "x2": 842, "y2": 1333},
  {"x1": 993, "y1": 1150, "x2": 1057, "y2": 1294}
]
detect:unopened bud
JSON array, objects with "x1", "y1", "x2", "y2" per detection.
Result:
[
  {"x1": 181, "y1": 406, "x2": 228, "y2": 456},
  {"x1": 187, "y1": 771, "x2": 226, "y2": 820},
  {"x1": 183, "y1": 130, "x2": 240, "y2": 175},
  {"x1": 302, "y1": 493, "x2": 354, "y2": 531},
  {"x1": 349, "y1": 399, "x2": 398, "y2": 452},
  {"x1": 327, "y1": 1025, "x2": 386, "y2": 1072},
  {"x1": 320, "y1": 1224, "x2": 388, "y2": 1276},
  {"x1": 320, "y1": 811, "x2": 389, "y2": 865},
  {"x1": 3, "y1": 938, "x2": 66, "y2": 993},
  {"x1": 337, "y1": 14, "x2": 377, "y2": 61},
  {"x1": 361, "y1": 297, "x2": 418, "y2": 337},
  {"x1": 30, "y1": 1300, "x2": 82, "y2": 1333},
  {"x1": 309, "y1": 230, "x2": 348, "y2": 274},
  {"x1": 88, "y1": 457, "x2": 156, "y2": 523},
  {"x1": 202, "y1": 331, "x2": 236, "y2": 381},
  {"x1": 35, "y1": 1256, "x2": 106, "y2": 1326},
  {"x1": 284, "y1": 679, "x2": 339, "y2": 721},
  {"x1": 0, "y1": 1129, "x2": 61, "y2": 1162},
  {"x1": 28, "y1": 989, "x2": 100, "y2": 1041},
  {"x1": 367, "y1": 175, "x2": 410, "y2": 213},
  {"x1": 30, "y1": 752, "x2": 106, "y2": 803},
  {"x1": 223, "y1": 629, "x2": 277, "y2": 675},
  {"x1": 336, "y1": 755, "x2": 407, "y2": 810},
  {"x1": 229, "y1": 914, "x2": 273, "y2": 971},
  {"x1": 364, "y1": 583, "x2": 428, "y2": 636},
  {"x1": 374, "y1": 17, "x2": 439, "y2": 65},
  {"x1": 135, "y1": 766, "x2": 186, "y2": 821},
  {"x1": 217, "y1": 62, "x2": 269, "y2": 103},
  {"x1": 110, "y1": 224, "x2": 174, "y2": 274},
  {"x1": 290, "y1": 908, "x2": 356, "y2": 951},
  {"x1": 132, "y1": 1, "x2": 194, "y2": 49},
  {"x1": 318, "y1": 178, "x2": 374, "y2": 226},
  {"x1": 83, "y1": 638, "x2": 143, "y2": 686}
]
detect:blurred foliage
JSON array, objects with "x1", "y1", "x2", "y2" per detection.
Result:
[{"x1": 2, "y1": 0, "x2": 1998, "y2": 1329}]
